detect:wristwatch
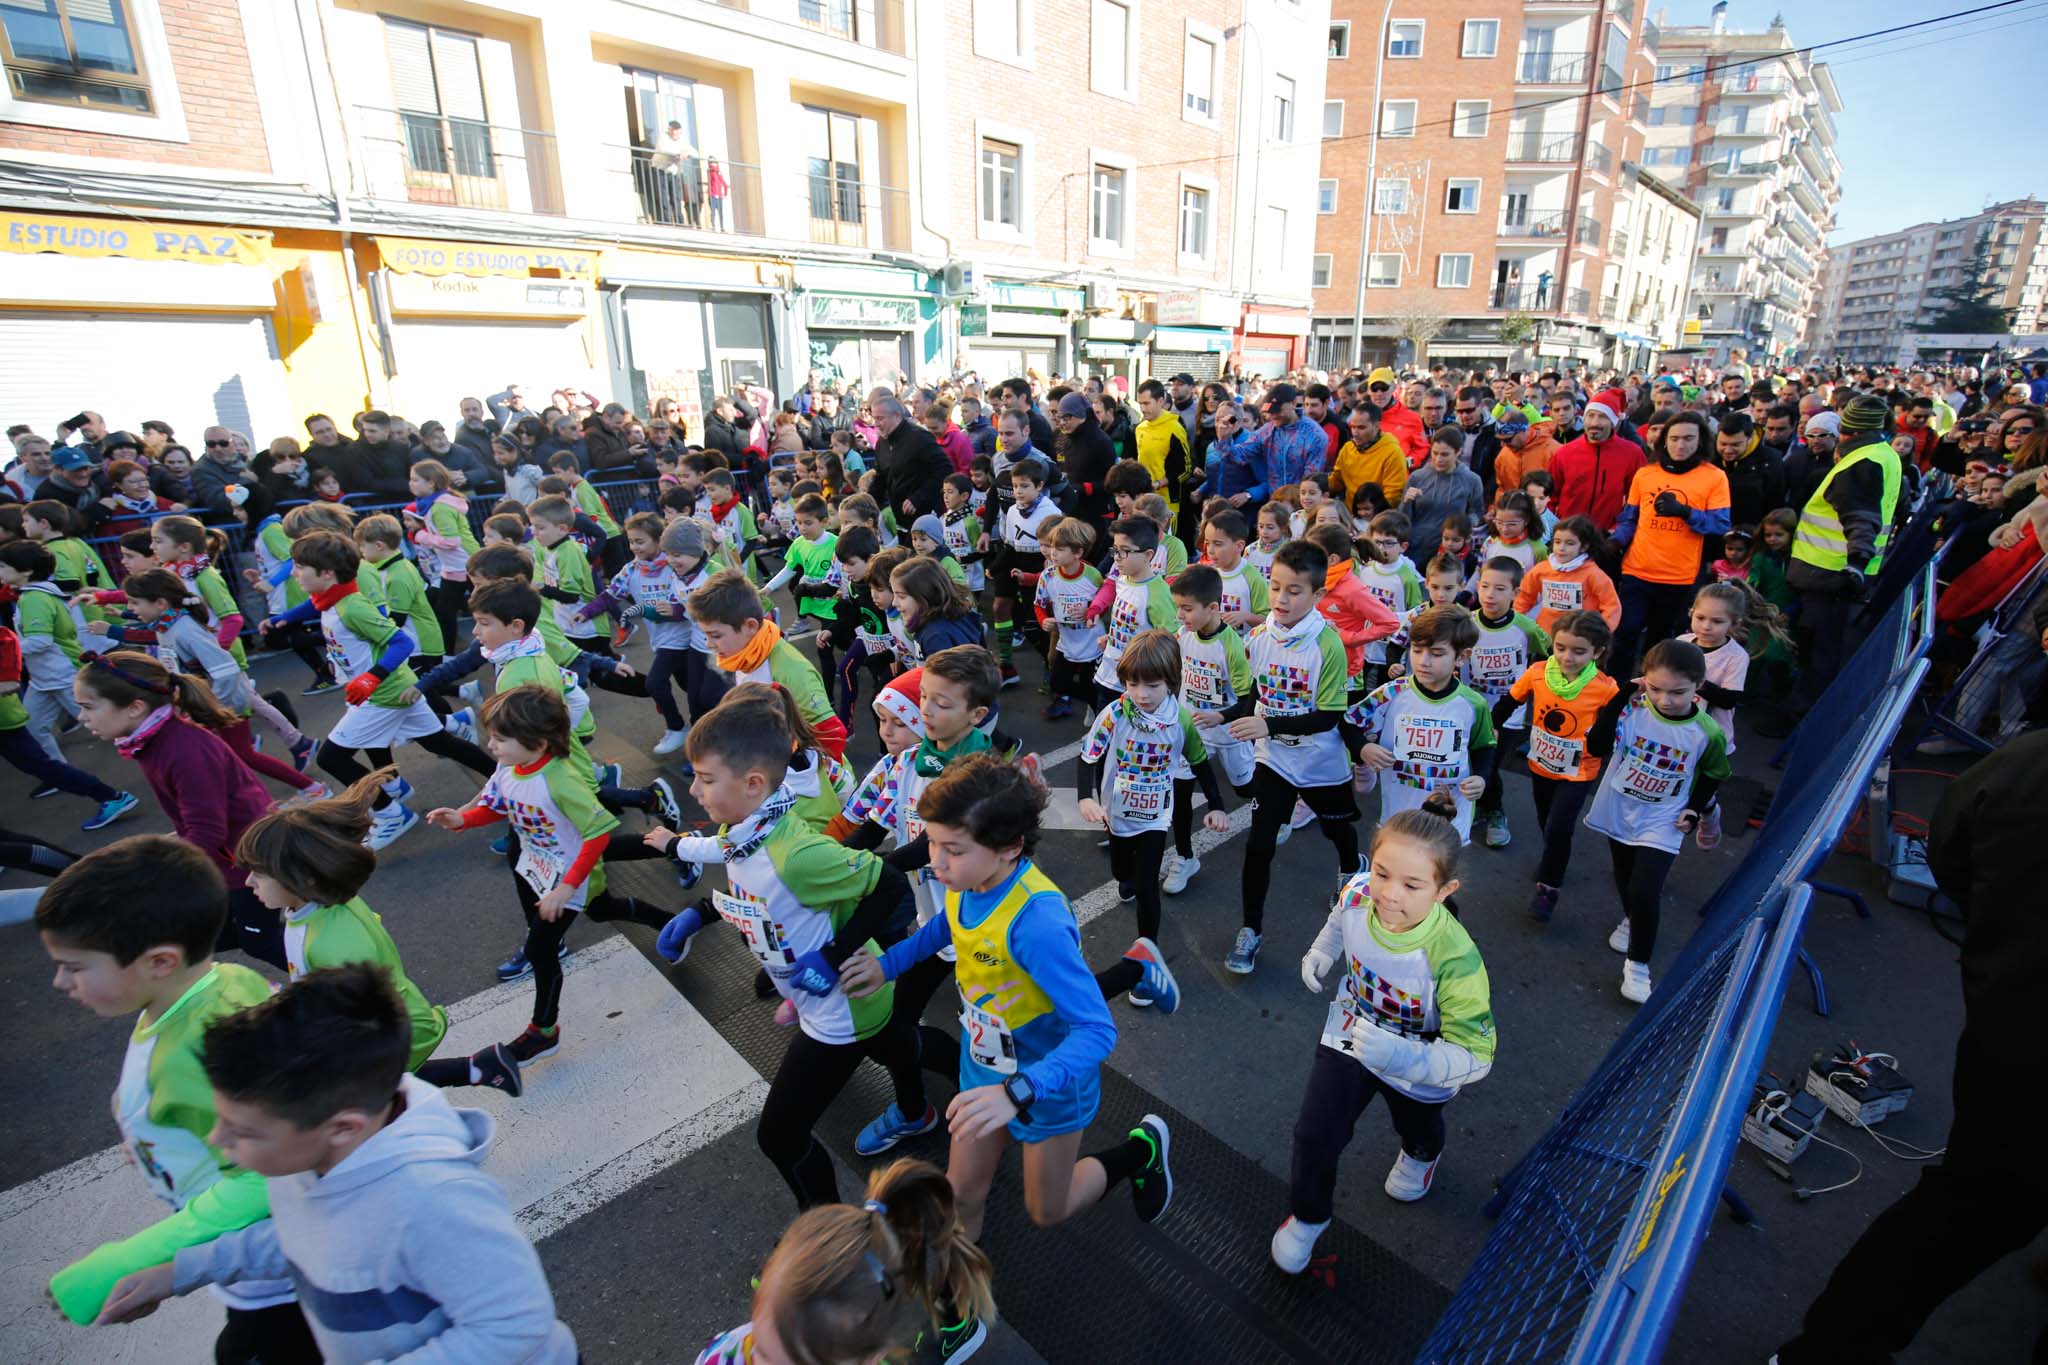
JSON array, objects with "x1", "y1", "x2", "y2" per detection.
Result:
[{"x1": 1001, "y1": 1073, "x2": 1036, "y2": 1117}]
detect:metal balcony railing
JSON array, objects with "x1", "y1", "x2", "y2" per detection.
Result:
[
  {"x1": 354, "y1": 105, "x2": 562, "y2": 214},
  {"x1": 1563, "y1": 286, "x2": 1591, "y2": 315},
  {"x1": 795, "y1": 0, "x2": 907, "y2": 55},
  {"x1": 1585, "y1": 139, "x2": 1614, "y2": 174},
  {"x1": 1498, "y1": 210, "x2": 1568, "y2": 238},
  {"x1": 1610, "y1": 227, "x2": 1631, "y2": 255},
  {"x1": 1505, "y1": 131, "x2": 1579, "y2": 162},
  {"x1": 1576, "y1": 215, "x2": 1603, "y2": 246},
  {"x1": 1720, "y1": 67, "x2": 1790, "y2": 95},
  {"x1": 620, "y1": 149, "x2": 765, "y2": 236},
  {"x1": 1599, "y1": 296, "x2": 1620, "y2": 320},
  {"x1": 1517, "y1": 50, "x2": 1589, "y2": 84},
  {"x1": 803, "y1": 170, "x2": 910, "y2": 250}
]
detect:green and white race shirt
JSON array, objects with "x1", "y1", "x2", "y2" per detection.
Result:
[
  {"x1": 1214, "y1": 560, "x2": 1271, "y2": 621},
  {"x1": 1584, "y1": 697, "x2": 1730, "y2": 854},
  {"x1": 1355, "y1": 558, "x2": 1423, "y2": 664},
  {"x1": 478, "y1": 754, "x2": 619, "y2": 907},
  {"x1": 320, "y1": 585, "x2": 418, "y2": 705},
  {"x1": 536, "y1": 535, "x2": 605, "y2": 640},
  {"x1": 1081, "y1": 695, "x2": 1209, "y2": 837},
  {"x1": 1345, "y1": 677, "x2": 1496, "y2": 841},
  {"x1": 1093, "y1": 573, "x2": 1178, "y2": 689},
  {"x1": 284, "y1": 897, "x2": 448, "y2": 1070},
  {"x1": 1034, "y1": 565, "x2": 1105, "y2": 662},
  {"x1": 714, "y1": 793, "x2": 894, "y2": 1045},
  {"x1": 1464, "y1": 611, "x2": 1550, "y2": 728},
  {"x1": 1248, "y1": 611, "x2": 1351, "y2": 787}
]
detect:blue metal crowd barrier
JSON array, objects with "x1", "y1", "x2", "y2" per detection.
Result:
[{"x1": 1418, "y1": 558, "x2": 1938, "y2": 1364}]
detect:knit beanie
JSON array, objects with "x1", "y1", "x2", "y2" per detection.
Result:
[
  {"x1": 912, "y1": 513, "x2": 948, "y2": 546},
  {"x1": 1840, "y1": 393, "x2": 1889, "y2": 434},
  {"x1": 660, "y1": 518, "x2": 706, "y2": 558},
  {"x1": 875, "y1": 668, "x2": 925, "y2": 736}
]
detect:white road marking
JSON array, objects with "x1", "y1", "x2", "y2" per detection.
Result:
[
  {"x1": 1070, "y1": 804, "x2": 1257, "y2": 929},
  {"x1": 0, "y1": 934, "x2": 762, "y2": 1362}
]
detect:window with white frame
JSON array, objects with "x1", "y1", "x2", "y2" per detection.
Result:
[
  {"x1": 1321, "y1": 100, "x2": 1342, "y2": 138},
  {"x1": 979, "y1": 138, "x2": 1021, "y2": 231},
  {"x1": 1089, "y1": 164, "x2": 1127, "y2": 248},
  {"x1": 1452, "y1": 100, "x2": 1490, "y2": 137},
  {"x1": 1180, "y1": 184, "x2": 1211, "y2": 258},
  {"x1": 1327, "y1": 21, "x2": 1350, "y2": 58},
  {"x1": 1311, "y1": 254, "x2": 1333, "y2": 289},
  {"x1": 1388, "y1": 20, "x2": 1422, "y2": 57},
  {"x1": 1461, "y1": 19, "x2": 1498, "y2": 57},
  {"x1": 1375, "y1": 177, "x2": 1407, "y2": 214},
  {"x1": 1438, "y1": 253, "x2": 1473, "y2": 288},
  {"x1": 1183, "y1": 31, "x2": 1216, "y2": 119},
  {"x1": 1317, "y1": 178, "x2": 1338, "y2": 213},
  {"x1": 1272, "y1": 74, "x2": 1295, "y2": 141},
  {"x1": 1089, "y1": 0, "x2": 1133, "y2": 99},
  {"x1": 971, "y1": 0, "x2": 1029, "y2": 64},
  {"x1": 1444, "y1": 177, "x2": 1480, "y2": 213},
  {"x1": 1368, "y1": 254, "x2": 1402, "y2": 287},
  {"x1": 1380, "y1": 99, "x2": 1416, "y2": 137}
]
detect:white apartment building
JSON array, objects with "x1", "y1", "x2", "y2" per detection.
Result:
[
  {"x1": 1638, "y1": 6, "x2": 1841, "y2": 364},
  {"x1": 1807, "y1": 199, "x2": 2048, "y2": 363}
]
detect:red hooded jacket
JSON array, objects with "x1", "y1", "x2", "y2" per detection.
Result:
[
  {"x1": 1377, "y1": 399, "x2": 1429, "y2": 469},
  {"x1": 1550, "y1": 395, "x2": 1645, "y2": 532}
]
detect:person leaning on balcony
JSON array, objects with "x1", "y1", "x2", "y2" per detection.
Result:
[{"x1": 1328, "y1": 401, "x2": 1407, "y2": 509}]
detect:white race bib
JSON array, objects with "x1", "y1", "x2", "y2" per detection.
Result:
[
  {"x1": 960, "y1": 998, "x2": 1018, "y2": 1075},
  {"x1": 714, "y1": 888, "x2": 792, "y2": 968},
  {"x1": 1529, "y1": 728, "x2": 1583, "y2": 778},
  {"x1": 1112, "y1": 771, "x2": 1172, "y2": 824},
  {"x1": 1540, "y1": 578, "x2": 1583, "y2": 613}
]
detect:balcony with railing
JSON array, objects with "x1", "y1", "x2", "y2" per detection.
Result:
[
  {"x1": 354, "y1": 105, "x2": 562, "y2": 215},
  {"x1": 615, "y1": 148, "x2": 767, "y2": 237},
  {"x1": 1516, "y1": 50, "x2": 1590, "y2": 84},
  {"x1": 1610, "y1": 226, "x2": 1631, "y2": 255},
  {"x1": 1585, "y1": 139, "x2": 1613, "y2": 174},
  {"x1": 1719, "y1": 66, "x2": 1790, "y2": 97},
  {"x1": 802, "y1": 167, "x2": 910, "y2": 250},
  {"x1": 1562, "y1": 285, "x2": 1592, "y2": 315},
  {"x1": 708, "y1": 0, "x2": 908, "y2": 55},
  {"x1": 1709, "y1": 154, "x2": 1772, "y2": 179},
  {"x1": 1498, "y1": 210, "x2": 1568, "y2": 239},
  {"x1": 1504, "y1": 130, "x2": 1579, "y2": 163},
  {"x1": 1576, "y1": 215, "x2": 1603, "y2": 247},
  {"x1": 1490, "y1": 284, "x2": 1542, "y2": 310},
  {"x1": 1641, "y1": 17, "x2": 1660, "y2": 51},
  {"x1": 1711, "y1": 114, "x2": 1773, "y2": 141},
  {"x1": 1599, "y1": 295, "x2": 1620, "y2": 320}
]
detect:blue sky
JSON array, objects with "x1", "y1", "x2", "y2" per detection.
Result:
[{"x1": 1663, "y1": 0, "x2": 2043, "y2": 243}]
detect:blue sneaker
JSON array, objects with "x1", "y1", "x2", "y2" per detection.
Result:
[
  {"x1": 595, "y1": 762, "x2": 622, "y2": 790},
  {"x1": 1225, "y1": 927, "x2": 1262, "y2": 975},
  {"x1": 81, "y1": 791, "x2": 139, "y2": 832},
  {"x1": 382, "y1": 773, "x2": 415, "y2": 804},
  {"x1": 495, "y1": 937, "x2": 570, "y2": 982},
  {"x1": 457, "y1": 680, "x2": 485, "y2": 707},
  {"x1": 289, "y1": 736, "x2": 316, "y2": 772},
  {"x1": 1122, "y1": 937, "x2": 1180, "y2": 1014},
  {"x1": 675, "y1": 860, "x2": 702, "y2": 889},
  {"x1": 854, "y1": 1101, "x2": 940, "y2": 1157},
  {"x1": 490, "y1": 833, "x2": 512, "y2": 856},
  {"x1": 444, "y1": 708, "x2": 479, "y2": 746}
]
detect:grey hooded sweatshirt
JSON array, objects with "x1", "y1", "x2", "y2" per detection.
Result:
[{"x1": 173, "y1": 1075, "x2": 576, "y2": 1364}]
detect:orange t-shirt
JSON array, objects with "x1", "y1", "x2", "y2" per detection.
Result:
[
  {"x1": 1619, "y1": 462, "x2": 1731, "y2": 585},
  {"x1": 1509, "y1": 662, "x2": 1621, "y2": 782}
]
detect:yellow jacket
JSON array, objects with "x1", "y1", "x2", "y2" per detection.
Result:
[
  {"x1": 1331, "y1": 433, "x2": 1408, "y2": 505},
  {"x1": 1132, "y1": 412, "x2": 1189, "y2": 489}
]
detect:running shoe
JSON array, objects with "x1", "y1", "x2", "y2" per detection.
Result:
[
  {"x1": 29, "y1": 783, "x2": 59, "y2": 800},
  {"x1": 611, "y1": 623, "x2": 633, "y2": 651},
  {"x1": 595, "y1": 762, "x2": 623, "y2": 791},
  {"x1": 1384, "y1": 1150, "x2": 1440, "y2": 1202},
  {"x1": 1620, "y1": 961, "x2": 1653, "y2": 1005},
  {"x1": 490, "y1": 833, "x2": 512, "y2": 856},
  {"x1": 469, "y1": 1043, "x2": 523, "y2": 1098},
  {"x1": 1483, "y1": 809, "x2": 1511, "y2": 849},
  {"x1": 1290, "y1": 799, "x2": 1316, "y2": 830},
  {"x1": 81, "y1": 791, "x2": 140, "y2": 832},
  {"x1": 1161, "y1": 854, "x2": 1198, "y2": 896},
  {"x1": 1123, "y1": 938, "x2": 1180, "y2": 1014},
  {"x1": 458, "y1": 679, "x2": 485, "y2": 707},
  {"x1": 1128, "y1": 1115, "x2": 1174, "y2": 1223},
  {"x1": 933, "y1": 1312, "x2": 987, "y2": 1362},
  {"x1": 774, "y1": 998, "x2": 799, "y2": 1027},
  {"x1": 290, "y1": 736, "x2": 316, "y2": 771},
  {"x1": 364, "y1": 804, "x2": 418, "y2": 851},
  {"x1": 651, "y1": 776, "x2": 683, "y2": 830},
  {"x1": 653, "y1": 728, "x2": 690, "y2": 756},
  {"x1": 495, "y1": 937, "x2": 571, "y2": 983},
  {"x1": 1041, "y1": 696, "x2": 1074, "y2": 720},
  {"x1": 1695, "y1": 803, "x2": 1723, "y2": 852},
  {"x1": 1225, "y1": 927, "x2": 1262, "y2": 975},
  {"x1": 1270, "y1": 1216, "x2": 1329, "y2": 1274},
  {"x1": 1118, "y1": 881, "x2": 1135, "y2": 903},
  {"x1": 853, "y1": 1102, "x2": 941, "y2": 1157},
  {"x1": 384, "y1": 774, "x2": 415, "y2": 804},
  {"x1": 505, "y1": 1025, "x2": 561, "y2": 1064},
  {"x1": 1527, "y1": 884, "x2": 1560, "y2": 923},
  {"x1": 999, "y1": 665, "x2": 1020, "y2": 690},
  {"x1": 1353, "y1": 764, "x2": 1378, "y2": 795},
  {"x1": 301, "y1": 676, "x2": 342, "y2": 697},
  {"x1": 444, "y1": 708, "x2": 480, "y2": 746},
  {"x1": 1608, "y1": 919, "x2": 1632, "y2": 955}
]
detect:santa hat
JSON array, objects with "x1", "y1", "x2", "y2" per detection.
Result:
[{"x1": 875, "y1": 668, "x2": 925, "y2": 737}]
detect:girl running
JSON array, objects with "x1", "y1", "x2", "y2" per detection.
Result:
[
  {"x1": 1274, "y1": 790, "x2": 1496, "y2": 1272},
  {"x1": 0, "y1": 621, "x2": 136, "y2": 830},
  {"x1": 403, "y1": 457, "x2": 479, "y2": 652}
]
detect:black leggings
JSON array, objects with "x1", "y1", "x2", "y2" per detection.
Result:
[
  {"x1": 317, "y1": 731, "x2": 495, "y2": 803},
  {"x1": 1048, "y1": 653, "x2": 1093, "y2": 702},
  {"x1": 216, "y1": 1301, "x2": 321, "y2": 1365},
  {"x1": 759, "y1": 1012, "x2": 927, "y2": 1208},
  {"x1": 264, "y1": 621, "x2": 330, "y2": 683},
  {"x1": 1289, "y1": 1043, "x2": 1447, "y2": 1224},
  {"x1": 1614, "y1": 574, "x2": 1700, "y2": 681},
  {"x1": 647, "y1": 647, "x2": 728, "y2": 731},
  {"x1": 513, "y1": 874, "x2": 672, "y2": 1030},
  {"x1": 1111, "y1": 828, "x2": 1170, "y2": 941},
  {"x1": 1242, "y1": 767, "x2": 1359, "y2": 932},
  {"x1": 1529, "y1": 772, "x2": 1594, "y2": 887},
  {"x1": 1609, "y1": 839, "x2": 1678, "y2": 964},
  {"x1": 0, "y1": 725, "x2": 117, "y2": 803},
  {"x1": 429, "y1": 577, "x2": 467, "y2": 656},
  {"x1": 834, "y1": 640, "x2": 896, "y2": 727}
]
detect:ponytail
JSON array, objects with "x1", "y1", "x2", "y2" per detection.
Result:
[
  {"x1": 1696, "y1": 578, "x2": 1794, "y2": 659},
  {"x1": 753, "y1": 1159, "x2": 994, "y2": 1364},
  {"x1": 235, "y1": 766, "x2": 393, "y2": 905},
  {"x1": 78, "y1": 650, "x2": 240, "y2": 731}
]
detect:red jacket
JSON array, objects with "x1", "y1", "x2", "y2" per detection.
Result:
[
  {"x1": 1551, "y1": 432, "x2": 1647, "y2": 532},
  {"x1": 1378, "y1": 400, "x2": 1429, "y2": 469},
  {"x1": 125, "y1": 713, "x2": 272, "y2": 888},
  {"x1": 1318, "y1": 570, "x2": 1402, "y2": 678}
]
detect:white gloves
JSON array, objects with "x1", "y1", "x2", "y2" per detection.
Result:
[
  {"x1": 1348, "y1": 1016, "x2": 1492, "y2": 1089},
  {"x1": 1301, "y1": 948, "x2": 1335, "y2": 994}
]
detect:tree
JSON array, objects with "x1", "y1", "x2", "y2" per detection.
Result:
[
  {"x1": 1497, "y1": 312, "x2": 1536, "y2": 366},
  {"x1": 1391, "y1": 307, "x2": 1447, "y2": 369},
  {"x1": 1921, "y1": 231, "x2": 2015, "y2": 335}
]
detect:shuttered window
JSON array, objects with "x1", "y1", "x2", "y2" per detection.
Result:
[{"x1": 383, "y1": 19, "x2": 494, "y2": 179}]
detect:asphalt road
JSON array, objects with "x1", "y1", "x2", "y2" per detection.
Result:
[{"x1": 0, "y1": 601, "x2": 2035, "y2": 1363}]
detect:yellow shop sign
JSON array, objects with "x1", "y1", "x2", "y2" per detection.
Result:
[{"x1": 1, "y1": 212, "x2": 270, "y2": 265}]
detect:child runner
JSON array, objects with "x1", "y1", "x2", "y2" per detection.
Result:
[
  {"x1": 988, "y1": 456, "x2": 1060, "y2": 688},
  {"x1": 1079, "y1": 629, "x2": 1229, "y2": 957},
  {"x1": 940, "y1": 472, "x2": 986, "y2": 594},
  {"x1": 1091, "y1": 515, "x2": 1179, "y2": 713},
  {"x1": 1675, "y1": 580, "x2": 1787, "y2": 848},
  {"x1": 1201, "y1": 508, "x2": 1270, "y2": 631},
  {"x1": 0, "y1": 621, "x2": 137, "y2": 829},
  {"x1": 1357, "y1": 511, "x2": 1425, "y2": 691},
  {"x1": 689, "y1": 569, "x2": 849, "y2": 759},
  {"x1": 1493, "y1": 610, "x2": 1626, "y2": 924},
  {"x1": 1584, "y1": 639, "x2": 1730, "y2": 1004},
  {"x1": 579, "y1": 513, "x2": 725, "y2": 756},
  {"x1": 1168, "y1": 565, "x2": 1255, "y2": 891},
  {"x1": 1465, "y1": 558, "x2": 1551, "y2": 848},
  {"x1": 38, "y1": 836, "x2": 309, "y2": 1358},
  {"x1": 355, "y1": 515, "x2": 446, "y2": 670},
  {"x1": 0, "y1": 541, "x2": 83, "y2": 763},
  {"x1": 547, "y1": 451, "x2": 624, "y2": 575},
  {"x1": 650, "y1": 698, "x2": 926, "y2": 1209},
  {"x1": 909, "y1": 515, "x2": 971, "y2": 588},
  {"x1": 840, "y1": 755, "x2": 1176, "y2": 1257},
  {"x1": 1247, "y1": 502, "x2": 1287, "y2": 575},
  {"x1": 72, "y1": 651, "x2": 286, "y2": 965},
  {"x1": 402, "y1": 457, "x2": 478, "y2": 650},
  {"x1": 1033, "y1": 516, "x2": 1104, "y2": 721},
  {"x1": 1227, "y1": 539, "x2": 1360, "y2": 975},
  {"x1": 892, "y1": 555, "x2": 983, "y2": 667},
  {"x1": 821, "y1": 526, "x2": 895, "y2": 728},
  {"x1": 529, "y1": 495, "x2": 610, "y2": 657},
  {"x1": 1273, "y1": 791, "x2": 1496, "y2": 1271},
  {"x1": 703, "y1": 467, "x2": 761, "y2": 581},
  {"x1": 1349, "y1": 605, "x2": 1496, "y2": 844},
  {"x1": 232, "y1": 775, "x2": 521, "y2": 1093},
  {"x1": 1514, "y1": 515, "x2": 1622, "y2": 636},
  {"x1": 761, "y1": 493, "x2": 843, "y2": 689},
  {"x1": 98, "y1": 965, "x2": 578, "y2": 1361},
  {"x1": 694, "y1": 1158, "x2": 994, "y2": 1365},
  {"x1": 424, "y1": 687, "x2": 678, "y2": 1065},
  {"x1": 1475, "y1": 491, "x2": 1546, "y2": 575}
]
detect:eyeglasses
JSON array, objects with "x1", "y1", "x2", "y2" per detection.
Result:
[
  {"x1": 1368, "y1": 383, "x2": 1392, "y2": 393},
  {"x1": 2011, "y1": 425, "x2": 2038, "y2": 436},
  {"x1": 204, "y1": 438, "x2": 233, "y2": 448},
  {"x1": 1112, "y1": 544, "x2": 1151, "y2": 558}
]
